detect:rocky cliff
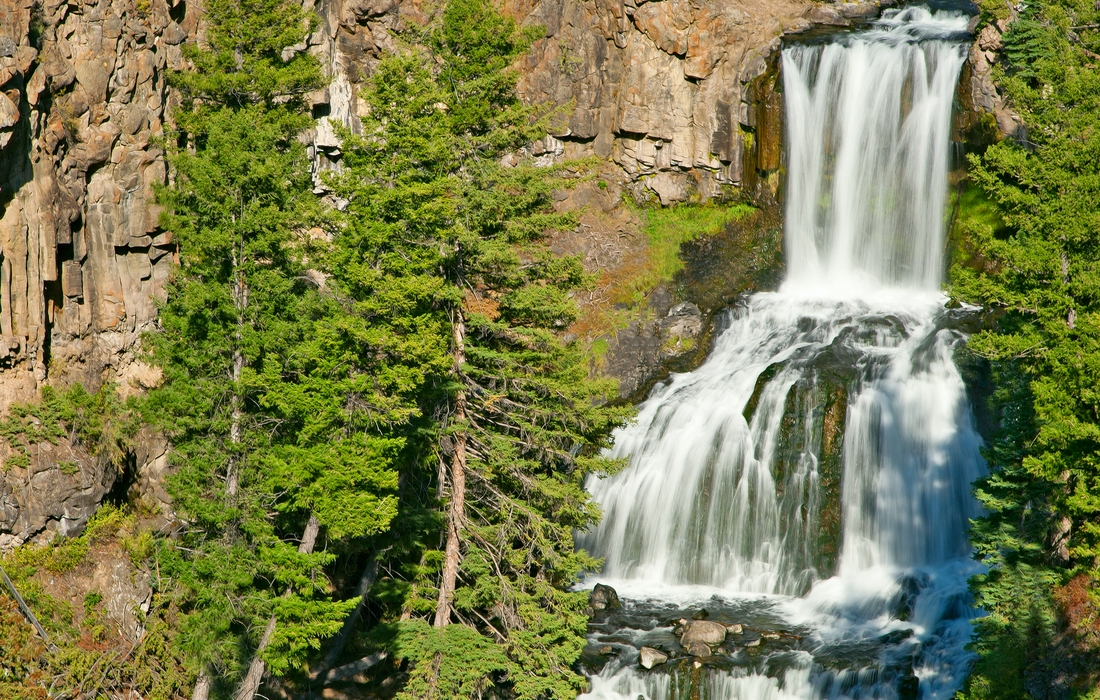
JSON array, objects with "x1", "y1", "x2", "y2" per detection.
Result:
[
  {"x1": 0, "y1": 0, "x2": 197, "y2": 417},
  {"x1": 509, "y1": 0, "x2": 820, "y2": 204}
]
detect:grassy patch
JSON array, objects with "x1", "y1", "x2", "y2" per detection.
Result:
[
  {"x1": 633, "y1": 203, "x2": 756, "y2": 305},
  {"x1": 571, "y1": 202, "x2": 755, "y2": 346}
]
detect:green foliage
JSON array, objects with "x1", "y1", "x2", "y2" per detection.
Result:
[
  {"x1": 0, "y1": 595, "x2": 48, "y2": 700},
  {"x1": 390, "y1": 620, "x2": 509, "y2": 698},
  {"x1": 171, "y1": 0, "x2": 321, "y2": 109},
  {"x1": 323, "y1": 0, "x2": 631, "y2": 696},
  {"x1": 0, "y1": 383, "x2": 133, "y2": 472},
  {"x1": 951, "y1": 0, "x2": 1100, "y2": 695},
  {"x1": 961, "y1": 562, "x2": 1060, "y2": 700},
  {"x1": 2, "y1": 1, "x2": 628, "y2": 698},
  {"x1": 149, "y1": 0, "x2": 404, "y2": 689}
]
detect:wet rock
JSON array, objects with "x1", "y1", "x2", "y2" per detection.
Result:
[
  {"x1": 577, "y1": 644, "x2": 616, "y2": 675},
  {"x1": 897, "y1": 673, "x2": 920, "y2": 700},
  {"x1": 590, "y1": 583, "x2": 622, "y2": 611},
  {"x1": 879, "y1": 628, "x2": 915, "y2": 645},
  {"x1": 691, "y1": 608, "x2": 709, "y2": 620},
  {"x1": 639, "y1": 646, "x2": 668, "y2": 669},
  {"x1": 681, "y1": 619, "x2": 727, "y2": 646},
  {"x1": 686, "y1": 641, "x2": 712, "y2": 657}
]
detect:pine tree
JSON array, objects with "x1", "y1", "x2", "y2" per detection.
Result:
[
  {"x1": 151, "y1": 0, "x2": 403, "y2": 696},
  {"x1": 324, "y1": 0, "x2": 630, "y2": 696},
  {"x1": 951, "y1": 0, "x2": 1100, "y2": 693}
]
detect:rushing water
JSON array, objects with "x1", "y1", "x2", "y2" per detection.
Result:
[{"x1": 578, "y1": 8, "x2": 983, "y2": 700}]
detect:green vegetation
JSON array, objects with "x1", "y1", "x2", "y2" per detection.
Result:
[
  {"x1": 571, "y1": 202, "x2": 756, "y2": 343},
  {"x1": 640, "y1": 203, "x2": 755, "y2": 297},
  {"x1": 0, "y1": 384, "x2": 133, "y2": 472},
  {"x1": 950, "y1": 0, "x2": 1100, "y2": 696}
]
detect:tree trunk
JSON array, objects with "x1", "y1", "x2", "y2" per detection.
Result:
[
  {"x1": 314, "y1": 552, "x2": 381, "y2": 683},
  {"x1": 227, "y1": 231, "x2": 248, "y2": 499},
  {"x1": 227, "y1": 345, "x2": 243, "y2": 499},
  {"x1": 0, "y1": 563, "x2": 54, "y2": 650},
  {"x1": 435, "y1": 311, "x2": 467, "y2": 629},
  {"x1": 234, "y1": 514, "x2": 321, "y2": 700},
  {"x1": 191, "y1": 672, "x2": 211, "y2": 700}
]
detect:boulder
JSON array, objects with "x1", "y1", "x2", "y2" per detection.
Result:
[
  {"x1": 639, "y1": 646, "x2": 668, "y2": 669},
  {"x1": 686, "y1": 642, "x2": 712, "y2": 657},
  {"x1": 681, "y1": 619, "x2": 726, "y2": 646},
  {"x1": 589, "y1": 583, "x2": 622, "y2": 611},
  {"x1": 898, "y1": 673, "x2": 920, "y2": 700}
]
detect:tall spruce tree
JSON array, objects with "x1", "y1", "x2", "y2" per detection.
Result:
[
  {"x1": 324, "y1": 0, "x2": 630, "y2": 696},
  {"x1": 152, "y1": 0, "x2": 402, "y2": 697},
  {"x1": 951, "y1": 0, "x2": 1100, "y2": 694}
]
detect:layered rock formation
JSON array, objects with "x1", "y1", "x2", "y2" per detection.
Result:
[
  {"x1": 0, "y1": 0, "x2": 194, "y2": 415},
  {"x1": 507, "y1": 0, "x2": 900, "y2": 203}
]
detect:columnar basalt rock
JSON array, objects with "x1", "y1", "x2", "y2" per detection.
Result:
[
  {"x1": 0, "y1": 0, "x2": 197, "y2": 542},
  {"x1": 0, "y1": 0, "x2": 194, "y2": 412}
]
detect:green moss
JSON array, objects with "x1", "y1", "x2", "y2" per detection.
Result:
[
  {"x1": 947, "y1": 182, "x2": 1010, "y2": 286},
  {"x1": 977, "y1": 0, "x2": 1011, "y2": 23},
  {"x1": 622, "y1": 202, "x2": 755, "y2": 306}
]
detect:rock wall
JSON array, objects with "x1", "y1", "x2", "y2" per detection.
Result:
[
  {"x1": 961, "y1": 15, "x2": 1025, "y2": 143},
  {"x1": 506, "y1": 0, "x2": 895, "y2": 204},
  {"x1": 0, "y1": 0, "x2": 194, "y2": 414},
  {"x1": 0, "y1": 0, "x2": 195, "y2": 543}
]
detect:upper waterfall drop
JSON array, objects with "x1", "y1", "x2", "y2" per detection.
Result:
[{"x1": 782, "y1": 7, "x2": 969, "y2": 293}]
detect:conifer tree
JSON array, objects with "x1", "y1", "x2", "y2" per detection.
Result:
[
  {"x1": 951, "y1": 0, "x2": 1100, "y2": 692},
  {"x1": 326, "y1": 1, "x2": 630, "y2": 697},
  {"x1": 152, "y1": 0, "x2": 402, "y2": 697}
]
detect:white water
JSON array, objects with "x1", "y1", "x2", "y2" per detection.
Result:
[{"x1": 579, "y1": 8, "x2": 982, "y2": 700}]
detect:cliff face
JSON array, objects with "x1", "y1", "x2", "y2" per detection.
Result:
[
  {"x1": 0, "y1": 0, "x2": 194, "y2": 416},
  {"x1": 0, "y1": 0, "x2": 194, "y2": 544},
  {"x1": 508, "y1": 0, "x2": 820, "y2": 204},
  {"x1": 517, "y1": 0, "x2": 932, "y2": 206}
]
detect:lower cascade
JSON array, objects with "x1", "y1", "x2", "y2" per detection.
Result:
[{"x1": 578, "y1": 8, "x2": 985, "y2": 700}]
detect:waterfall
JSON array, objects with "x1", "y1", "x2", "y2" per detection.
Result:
[{"x1": 579, "y1": 8, "x2": 983, "y2": 700}]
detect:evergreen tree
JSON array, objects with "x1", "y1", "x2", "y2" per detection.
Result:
[
  {"x1": 324, "y1": 1, "x2": 630, "y2": 696},
  {"x1": 152, "y1": 0, "x2": 402, "y2": 696},
  {"x1": 952, "y1": 0, "x2": 1100, "y2": 694}
]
